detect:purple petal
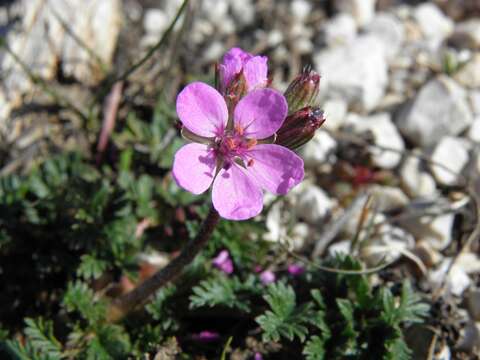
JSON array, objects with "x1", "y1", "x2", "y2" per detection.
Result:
[
  {"x1": 288, "y1": 264, "x2": 305, "y2": 276},
  {"x1": 254, "y1": 353, "x2": 264, "y2": 360},
  {"x1": 260, "y1": 270, "x2": 276, "y2": 284},
  {"x1": 172, "y1": 143, "x2": 216, "y2": 194},
  {"x1": 246, "y1": 144, "x2": 304, "y2": 195},
  {"x1": 220, "y1": 259, "x2": 234, "y2": 274},
  {"x1": 192, "y1": 330, "x2": 220, "y2": 342},
  {"x1": 244, "y1": 56, "x2": 268, "y2": 91},
  {"x1": 212, "y1": 250, "x2": 234, "y2": 274},
  {"x1": 212, "y1": 164, "x2": 263, "y2": 220},
  {"x1": 176, "y1": 82, "x2": 228, "y2": 137},
  {"x1": 220, "y1": 48, "x2": 252, "y2": 90},
  {"x1": 234, "y1": 89, "x2": 287, "y2": 139},
  {"x1": 212, "y1": 250, "x2": 229, "y2": 265}
]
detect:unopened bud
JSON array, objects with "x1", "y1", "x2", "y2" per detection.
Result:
[
  {"x1": 276, "y1": 106, "x2": 326, "y2": 150},
  {"x1": 284, "y1": 68, "x2": 320, "y2": 114}
]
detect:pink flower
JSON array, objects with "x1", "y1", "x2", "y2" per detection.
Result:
[
  {"x1": 212, "y1": 250, "x2": 234, "y2": 274},
  {"x1": 219, "y1": 47, "x2": 268, "y2": 93},
  {"x1": 172, "y1": 82, "x2": 304, "y2": 220},
  {"x1": 287, "y1": 264, "x2": 305, "y2": 276},
  {"x1": 259, "y1": 270, "x2": 276, "y2": 284},
  {"x1": 192, "y1": 330, "x2": 220, "y2": 342}
]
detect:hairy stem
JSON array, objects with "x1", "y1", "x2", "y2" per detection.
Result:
[{"x1": 107, "y1": 206, "x2": 220, "y2": 322}]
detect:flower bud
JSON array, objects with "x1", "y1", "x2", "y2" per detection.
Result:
[
  {"x1": 284, "y1": 68, "x2": 320, "y2": 114},
  {"x1": 275, "y1": 106, "x2": 326, "y2": 150}
]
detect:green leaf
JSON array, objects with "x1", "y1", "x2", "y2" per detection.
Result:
[
  {"x1": 190, "y1": 275, "x2": 253, "y2": 313},
  {"x1": 303, "y1": 336, "x2": 325, "y2": 360},
  {"x1": 23, "y1": 318, "x2": 62, "y2": 359},
  {"x1": 77, "y1": 254, "x2": 108, "y2": 280},
  {"x1": 62, "y1": 282, "x2": 106, "y2": 325},
  {"x1": 256, "y1": 282, "x2": 313, "y2": 343},
  {"x1": 383, "y1": 337, "x2": 411, "y2": 360},
  {"x1": 381, "y1": 281, "x2": 429, "y2": 326}
]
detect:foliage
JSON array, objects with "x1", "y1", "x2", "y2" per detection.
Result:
[
  {"x1": 256, "y1": 282, "x2": 313, "y2": 342},
  {"x1": 190, "y1": 274, "x2": 260, "y2": 313}
]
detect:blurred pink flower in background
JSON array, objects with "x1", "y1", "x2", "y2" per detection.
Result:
[
  {"x1": 212, "y1": 250, "x2": 234, "y2": 274},
  {"x1": 287, "y1": 263, "x2": 305, "y2": 276},
  {"x1": 191, "y1": 330, "x2": 220, "y2": 342},
  {"x1": 259, "y1": 270, "x2": 276, "y2": 284}
]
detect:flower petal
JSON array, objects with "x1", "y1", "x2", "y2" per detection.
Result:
[
  {"x1": 176, "y1": 82, "x2": 228, "y2": 137},
  {"x1": 172, "y1": 143, "x2": 216, "y2": 194},
  {"x1": 244, "y1": 55, "x2": 268, "y2": 91},
  {"x1": 234, "y1": 89, "x2": 288, "y2": 139},
  {"x1": 220, "y1": 47, "x2": 251, "y2": 90},
  {"x1": 246, "y1": 144, "x2": 304, "y2": 194},
  {"x1": 212, "y1": 164, "x2": 263, "y2": 220}
]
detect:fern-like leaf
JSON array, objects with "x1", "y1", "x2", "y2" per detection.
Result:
[
  {"x1": 256, "y1": 282, "x2": 313, "y2": 343},
  {"x1": 303, "y1": 336, "x2": 326, "y2": 360}
]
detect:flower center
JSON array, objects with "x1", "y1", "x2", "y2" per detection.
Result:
[{"x1": 216, "y1": 126, "x2": 257, "y2": 166}]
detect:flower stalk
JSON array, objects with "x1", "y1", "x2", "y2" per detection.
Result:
[{"x1": 107, "y1": 206, "x2": 220, "y2": 322}]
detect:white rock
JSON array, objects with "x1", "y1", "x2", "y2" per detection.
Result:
[
  {"x1": 368, "y1": 185, "x2": 409, "y2": 212},
  {"x1": 454, "y1": 54, "x2": 480, "y2": 90},
  {"x1": 301, "y1": 130, "x2": 337, "y2": 167},
  {"x1": 202, "y1": 0, "x2": 229, "y2": 25},
  {"x1": 470, "y1": 91, "x2": 480, "y2": 116},
  {"x1": 61, "y1": 0, "x2": 122, "y2": 85},
  {"x1": 290, "y1": 0, "x2": 311, "y2": 22},
  {"x1": 322, "y1": 13, "x2": 357, "y2": 47},
  {"x1": 143, "y1": 9, "x2": 169, "y2": 35},
  {"x1": 435, "y1": 344, "x2": 451, "y2": 360},
  {"x1": 264, "y1": 201, "x2": 284, "y2": 243},
  {"x1": 430, "y1": 136, "x2": 470, "y2": 186},
  {"x1": 289, "y1": 222, "x2": 310, "y2": 250},
  {"x1": 431, "y1": 253, "x2": 480, "y2": 297},
  {"x1": 365, "y1": 13, "x2": 405, "y2": 60},
  {"x1": 344, "y1": 207, "x2": 386, "y2": 238},
  {"x1": 295, "y1": 185, "x2": 333, "y2": 224},
  {"x1": 1, "y1": 0, "x2": 121, "y2": 126},
  {"x1": 467, "y1": 118, "x2": 480, "y2": 142},
  {"x1": 229, "y1": 0, "x2": 254, "y2": 26},
  {"x1": 203, "y1": 41, "x2": 225, "y2": 63},
  {"x1": 360, "y1": 224, "x2": 415, "y2": 265},
  {"x1": 467, "y1": 288, "x2": 480, "y2": 322},
  {"x1": 413, "y1": 3, "x2": 453, "y2": 41},
  {"x1": 322, "y1": 98, "x2": 348, "y2": 131},
  {"x1": 314, "y1": 35, "x2": 388, "y2": 112},
  {"x1": 328, "y1": 239, "x2": 351, "y2": 257},
  {"x1": 267, "y1": 30, "x2": 284, "y2": 47},
  {"x1": 457, "y1": 321, "x2": 480, "y2": 353},
  {"x1": 429, "y1": 257, "x2": 471, "y2": 296},
  {"x1": 349, "y1": 113, "x2": 405, "y2": 169},
  {"x1": 401, "y1": 213, "x2": 455, "y2": 251},
  {"x1": 334, "y1": 0, "x2": 376, "y2": 27},
  {"x1": 450, "y1": 19, "x2": 480, "y2": 50},
  {"x1": 400, "y1": 152, "x2": 437, "y2": 198},
  {"x1": 397, "y1": 76, "x2": 473, "y2": 147},
  {"x1": 295, "y1": 37, "x2": 314, "y2": 55},
  {"x1": 458, "y1": 252, "x2": 480, "y2": 274}
]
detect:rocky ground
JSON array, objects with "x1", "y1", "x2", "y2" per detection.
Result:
[{"x1": 1, "y1": 0, "x2": 480, "y2": 358}]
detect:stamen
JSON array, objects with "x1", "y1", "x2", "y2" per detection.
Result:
[
  {"x1": 246, "y1": 139, "x2": 257, "y2": 149},
  {"x1": 247, "y1": 159, "x2": 255, "y2": 167},
  {"x1": 235, "y1": 124, "x2": 244, "y2": 136},
  {"x1": 225, "y1": 138, "x2": 236, "y2": 150}
]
